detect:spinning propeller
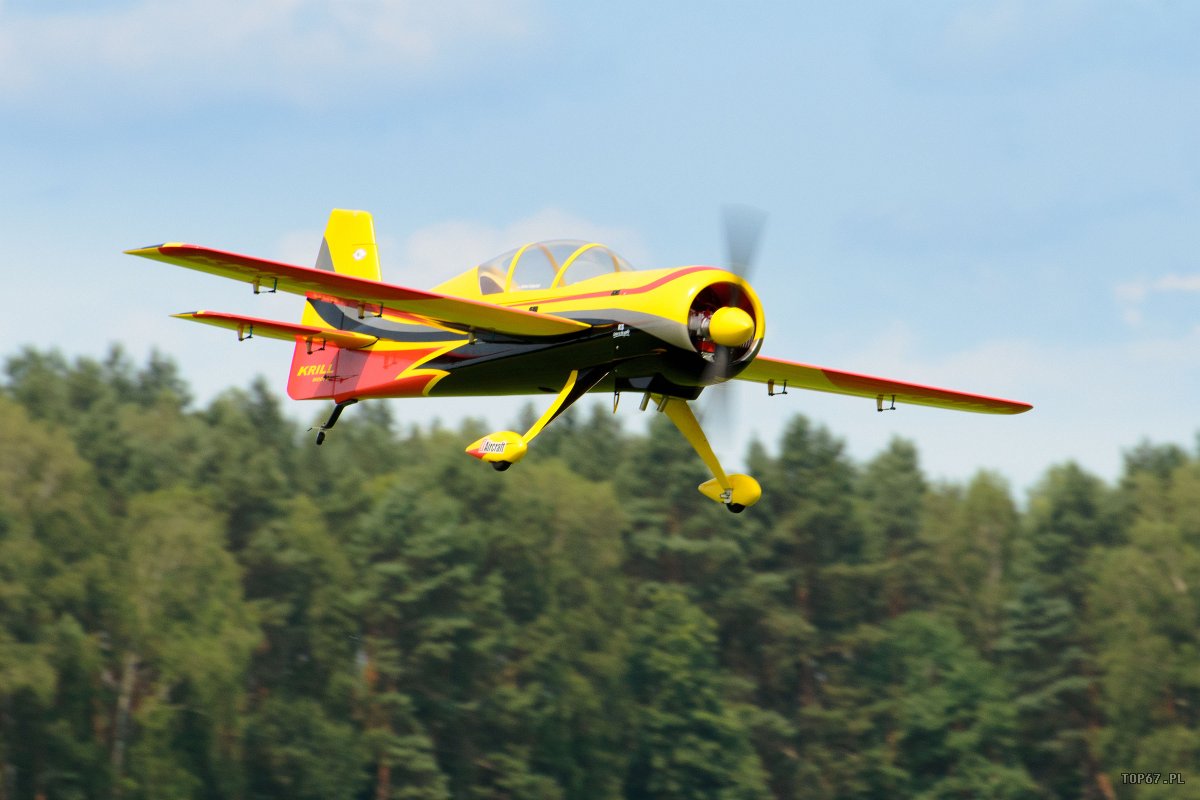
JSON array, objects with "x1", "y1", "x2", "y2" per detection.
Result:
[
  {"x1": 686, "y1": 204, "x2": 767, "y2": 378},
  {"x1": 697, "y1": 205, "x2": 768, "y2": 446},
  {"x1": 713, "y1": 203, "x2": 766, "y2": 367}
]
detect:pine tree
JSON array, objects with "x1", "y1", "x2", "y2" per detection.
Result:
[
  {"x1": 858, "y1": 438, "x2": 928, "y2": 619},
  {"x1": 114, "y1": 488, "x2": 259, "y2": 799},
  {"x1": 0, "y1": 395, "x2": 114, "y2": 798},
  {"x1": 921, "y1": 471, "x2": 1020, "y2": 652},
  {"x1": 624, "y1": 582, "x2": 769, "y2": 800},
  {"x1": 882, "y1": 612, "x2": 1038, "y2": 798},
  {"x1": 999, "y1": 463, "x2": 1116, "y2": 798},
  {"x1": 1088, "y1": 455, "x2": 1200, "y2": 798}
]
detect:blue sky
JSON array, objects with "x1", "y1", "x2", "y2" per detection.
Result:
[{"x1": 4, "y1": 1, "x2": 1200, "y2": 495}]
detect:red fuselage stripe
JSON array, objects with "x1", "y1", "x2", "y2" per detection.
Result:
[{"x1": 498, "y1": 266, "x2": 716, "y2": 308}]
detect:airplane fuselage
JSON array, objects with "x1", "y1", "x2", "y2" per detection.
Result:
[{"x1": 288, "y1": 265, "x2": 764, "y2": 404}]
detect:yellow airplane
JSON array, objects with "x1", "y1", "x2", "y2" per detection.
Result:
[{"x1": 128, "y1": 209, "x2": 1031, "y2": 512}]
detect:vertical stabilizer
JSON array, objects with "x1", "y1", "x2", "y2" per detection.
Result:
[
  {"x1": 301, "y1": 209, "x2": 381, "y2": 327},
  {"x1": 292, "y1": 209, "x2": 378, "y2": 400},
  {"x1": 316, "y1": 209, "x2": 380, "y2": 281}
]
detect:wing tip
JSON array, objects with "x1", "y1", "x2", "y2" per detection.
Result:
[
  {"x1": 985, "y1": 397, "x2": 1032, "y2": 414},
  {"x1": 125, "y1": 242, "x2": 189, "y2": 257}
]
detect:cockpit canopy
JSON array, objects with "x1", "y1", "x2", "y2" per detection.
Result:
[{"x1": 476, "y1": 240, "x2": 634, "y2": 294}]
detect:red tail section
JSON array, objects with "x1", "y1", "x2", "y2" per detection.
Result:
[
  {"x1": 290, "y1": 209, "x2": 380, "y2": 400},
  {"x1": 289, "y1": 344, "x2": 383, "y2": 401},
  {"x1": 288, "y1": 343, "x2": 342, "y2": 400}
]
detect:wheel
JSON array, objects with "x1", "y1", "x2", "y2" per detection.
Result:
[
  {"x1": 726, "y1": 503, "x2": 745, "y2": 514},
  {"x1": 315, "y1": 431, "x2": 326, "y2": 446},
  {"x1": 491, "y1": 461, "x2": 512, "y2": 472}
]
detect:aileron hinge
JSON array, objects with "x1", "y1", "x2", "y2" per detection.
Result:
[
  {"x1": 357, "y1": 302, "x2": 384, "y2": 320},
  {"x1": 252, "y1": 277, "x2": 278, "y2": 295}
]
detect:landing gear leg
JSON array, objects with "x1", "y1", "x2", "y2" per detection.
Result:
[
  {"x1": 465, "y1": 367, "x2": 610, "y2": 468},
  {"x1": 313, "y1": 398, "x2": 358, "y2": 445},
  {"x1": 659, "y1": 396, "x2": 761, "y2": 512}
]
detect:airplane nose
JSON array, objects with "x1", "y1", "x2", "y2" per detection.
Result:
[{"x1": 707, "y1": 306, "x2": 755, "y2": 347}]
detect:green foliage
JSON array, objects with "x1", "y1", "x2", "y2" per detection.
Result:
[
  {"x1": 245, "y1": 696, "x2": 366, "y2": 800},
  {"x1": 858, "y1": 438, "x2": 928, "y2": 619},
  {"x1": 116, "y1": 488, "x2": 260, "y2": 798},
  {"x1": 921, "y1": 472, "x2": 1019, "y2": 651},
  {"x1": 625, "y1": 583, "x2": 769, "y2": 800},
  {"x1": 882, "y1": 612, "x2": 1037, "y2": 799},
  {"x1": 3, "y1": 346, "x2": 1200, "y2": 799}
]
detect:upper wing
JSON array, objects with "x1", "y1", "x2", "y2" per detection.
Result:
[
  {"x1": 735, "y1": 355, "x2": 1032, "y2": 415},
  {"x1": 172, "y1": 310, "x2": 378, "y2": 349},
  {"x1": 127, "y1": 243, "x2": 590, "y2": 338}
]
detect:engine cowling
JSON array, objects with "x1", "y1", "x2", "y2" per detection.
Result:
[{"x1": 686, "y1": 280, "x2": 762, "y2": 369}]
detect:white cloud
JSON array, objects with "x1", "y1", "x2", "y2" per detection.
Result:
[
  {"x1": 258, "y1": 204, "x2": 650, "y2": 286},
  {"x1": 878, "y1": 0, "x2": 1104, "y2": 86},
  {"x1": 942, "y1": 0, "x2": 1087, "y2": 57},
  {"x1": 268, "y1": 207, "x2": 650, "y2": 286},
  {"x1": 275, "y1": 229, "x2": 325, "y2": 268},
  {"x1": 1155, "y1": 274, "x2": 1200, "y2": 293},
  {"x1": 1116, "y1": 273, "x2": 1200, "y2": 327},
  {"x1": 393, "y1": 208, "x2": 653, "y2": 286},
  {"x1": 0, "y1": 0, "x2": 536, "y2": 106}
]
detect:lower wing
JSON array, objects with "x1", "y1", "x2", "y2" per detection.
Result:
[
  {"x1": 172, "y1": 310, "x2": 378, "y2": 349},
  {"x1": 735, "y1": 355, "x2": 1032, "y2": 415}
]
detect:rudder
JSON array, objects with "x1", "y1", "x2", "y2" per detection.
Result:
[
  {"x1": 301, "y1": 209, "x2": 381, "y2": 327},
  {"x1": 292, "y1": 209, "x2": 378, "y2": 399}
]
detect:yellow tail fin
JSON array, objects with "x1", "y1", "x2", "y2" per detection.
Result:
[
  {"x1": 292, "y1": 209, "x2": 378, "y2": 400},
  {"x1": 301, "y1": 209, "x2": 381, "y2": 328}
]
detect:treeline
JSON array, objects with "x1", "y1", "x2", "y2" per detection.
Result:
[{"x1": 1, "y1": 346, "x2": 1198, "y2": 799}]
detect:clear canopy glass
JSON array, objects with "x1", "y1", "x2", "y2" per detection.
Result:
[{"x1": 475, "y1": 240, "x2": 634, "y2": 294}]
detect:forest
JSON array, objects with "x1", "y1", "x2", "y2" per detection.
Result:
[{"x1": 1, "y1": 345, "x2": 1197, "y2": 800}]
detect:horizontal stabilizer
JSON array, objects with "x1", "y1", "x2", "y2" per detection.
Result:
[
  {"x1": 129, "y1": 244, "x2": 589, "y2": 338},
  {"x1": 736, "y1": 355, "x2": 1032, "y2": 415},
  {"x1": 172, "y1": 311, "x2": 377, "y2": 349}
]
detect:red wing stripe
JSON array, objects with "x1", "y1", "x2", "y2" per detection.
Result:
[{"x1": 736, "y1": 355, "x2": 1032, "y2": 415}]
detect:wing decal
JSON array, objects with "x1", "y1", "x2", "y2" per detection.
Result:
[
  {"x1": 736, "y1": 355, "x2": 1032, "y2": 415},
  {"x1": 172, "y1": 310, "x2": 378, "y2": 350},
  {"x1": 128, "y1": 244, "x2": 590, "y2": 338}
]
